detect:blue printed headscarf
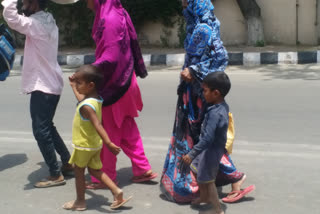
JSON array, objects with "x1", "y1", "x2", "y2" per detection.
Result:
[
  {"x1": 182, "y1": 0, "x2": 228, "y2": 82},
  {"x1": 186, "y1": 0, "x2": 214, "y2": 21}
]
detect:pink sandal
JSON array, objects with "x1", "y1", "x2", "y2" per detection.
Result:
[
  {"x1": 131, "y1": 172, "x2": 158, "y2": 183},
  {"x1": 222, "y1": 185, "x2": 255, "y2": 203}
]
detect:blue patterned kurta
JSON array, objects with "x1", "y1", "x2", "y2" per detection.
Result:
[{"x1": 160, "y1": 0, "x2": 229, "y2": 203}]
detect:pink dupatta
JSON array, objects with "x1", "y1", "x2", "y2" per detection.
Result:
[{"x1": 92, "y1": 0, "x2": 147, "y2": 106}]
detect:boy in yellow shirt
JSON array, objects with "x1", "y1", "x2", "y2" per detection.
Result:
[{"x1": 63, "y1": 65, "x2": 132, "y2": 211}]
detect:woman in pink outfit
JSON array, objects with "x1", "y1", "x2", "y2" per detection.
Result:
[{"x1": 85, "y1": 0, "x2": 157, "y2": 188}]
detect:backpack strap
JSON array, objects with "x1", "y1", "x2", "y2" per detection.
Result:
[
  {"x1": 0, "y1": 33, "x2": 15, "y2": 72},
  {"x1": 0, "y1": 50, "x2": 11, "y2": 70}
]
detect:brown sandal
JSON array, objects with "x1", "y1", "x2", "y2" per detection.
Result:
[{"x1": 110, "y1": 196, "x2": 133, "y2": 209}]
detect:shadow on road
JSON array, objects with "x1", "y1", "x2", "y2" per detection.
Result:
[
  {"x1": 158, "y1": 191, "x2": 229, "y2": 214},
  {"x1": 117, "y1": 167, "x2": 159, "y2": 188},
  {"x1": 191, "y1": 203, "x2": 228, "y2": 214},
  {"x1": 157, "y1": 186, "x2": 256, "y2": 213},
  {"x1": 24, "y1": 162, "x2": 48, "y2": 190},
  {"x1": 242, "y1": 64, "x2": 320, "y2": 81},
  {"x1": 117, "y1": 167, "x2": 133, "y2": 188},
  {"x1": 0, "y1": 153, "x2": 28, "y2": 172}
]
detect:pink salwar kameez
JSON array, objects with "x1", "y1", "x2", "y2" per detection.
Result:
[
  {"x1": 91, "y1": 74, "x2": 151, "y2": 182},
  {"x1": 90, "y1": 0, "x2": 154, "y2": 184}
]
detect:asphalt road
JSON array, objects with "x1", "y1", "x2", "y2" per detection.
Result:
[{"x1": 1, "y1": 64, "x2": 320, "y2": 214}]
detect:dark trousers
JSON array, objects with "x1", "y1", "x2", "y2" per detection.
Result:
[{"x1": 30, "y1": 91, "x2": 70, "y2": 177}]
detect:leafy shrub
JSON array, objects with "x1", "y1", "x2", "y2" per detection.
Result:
[
  {"x1": 47, "y1": 1, "x2": 94, "y2": 47},
  {"x1": 1, "y1": 0, "x2": 182, "y2": 47},
  {"x1": 122, "y1": 0, "x2": 182, "y2": 27},
  {"x1": 255, "y1": 40, "x2": 265, "y2": 47}
]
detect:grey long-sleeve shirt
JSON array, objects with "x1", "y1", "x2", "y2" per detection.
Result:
[{"x1": 188, "y1": 101, "x2": 229, "y2": 160}]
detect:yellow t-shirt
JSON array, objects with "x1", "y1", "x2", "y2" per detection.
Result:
[{"x1": 72, "y1": 97, "x2": 103, "y2": 151}]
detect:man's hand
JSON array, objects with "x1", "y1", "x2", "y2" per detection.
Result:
[
  {"x1": 180, "y1": 67, "x2": 193, "y2": 83},
  {"x1": 182, "y1": 154, "x2": 192, "y2": 165},
  {"x1": 106, "y1": 142, "x2": 121, "y2": 155}
]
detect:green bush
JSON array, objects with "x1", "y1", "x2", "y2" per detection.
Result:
[
  {"x1": 255, "y1": 40, "x2": 265, "y2": 47},
  {"x1": 47, "y1": 1, "x2": 94, "y2": 47},
  {"x1": 177, "y1": 16, "x2": 186, "y2": 48},
  {"x1": 122, "y1": 0, "x2": 182, "y2": 27},
  {"x1": 1, "y1": 0, "x2": 182, "y2": 47}
]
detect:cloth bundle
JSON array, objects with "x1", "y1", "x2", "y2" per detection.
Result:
[
  {"x1": 225, "y1": 112, "x2": 235, "y2": 154},
  {"x1": 0, "y1": 23, "x2": 15, "y2": 81}
]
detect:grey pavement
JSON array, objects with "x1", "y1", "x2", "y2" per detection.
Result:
[{"x1": 1, "y1": 65, "x2": 320, "y2": 214}]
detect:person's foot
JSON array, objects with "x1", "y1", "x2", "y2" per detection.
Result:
[
  {"x1": 113, "y1": 189, "x2": 124, "y2": 202},
  {"x1": 110, "y1": 189, "x2": 133, "y2": 209},
  {"x1": 61, "y1": 164, "x2": 74, "y2": 177},
  {"x1": 191, "y1": 197, "x2": 210, "y2": 205},
  {"x1": 62, "y1": 200, "x2": 86, "y2": 211},
  {"x1": 34, "y1": 175, "x2": 66, "y2": 188},
  {"x1": 229, "y1": 174, "x2": 246, "y2": 198},
  {"x1": 131, "y1": 170, "x2": 158, "y2": 182},
  {"x1": 222, "y1": 184, "x2": 255, "y2": 203}
]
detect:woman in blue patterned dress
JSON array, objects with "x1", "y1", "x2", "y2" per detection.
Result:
[{"x1": 160, "y1": 0, "x2": 244, "y2": 203}]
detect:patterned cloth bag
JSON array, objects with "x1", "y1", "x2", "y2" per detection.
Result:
[
  {"x1": 0, "y1": 23, "x2": 15, "y2": 81},
  {"x1": 225, "y1": 112, "x2": 235, "y2": 154}
]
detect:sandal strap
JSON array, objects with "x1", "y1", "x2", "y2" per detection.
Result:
[{"x1": 227, "y1": 190, "x2": 242, "y2": 196}]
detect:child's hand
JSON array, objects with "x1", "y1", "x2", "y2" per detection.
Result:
[
  {"x1": 182, "y1": 154, "x2": 192, "y2": 165},
  {"x1": 69, "y1": 74, "x2": 76, "y2": 87},
  {"x1": 107, "y1": 142, "x2": 121, "y2": 155}
]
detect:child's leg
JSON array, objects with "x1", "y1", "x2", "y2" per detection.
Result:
[
  {"x1": 63, "y1": 166, "x2": 86, "y2": 211},
  {"x1": 207, "y1": 183, "x2": 224, "y2": 214},
  {"x1": 88, "y1": 168, "x2": 132, "y2": 209},
  {"x1": 88, "y1": 144, "x2": 118, "y2": 188},
  {"x1": 88, "y1": 168, "x2": 122, "y2": 199},
  {"x1": 192, "y1": 183, "x2": 209, "y2": 205},
  {"x1": 74, "y1": 166, "x2": 86, "y2": 203}
]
